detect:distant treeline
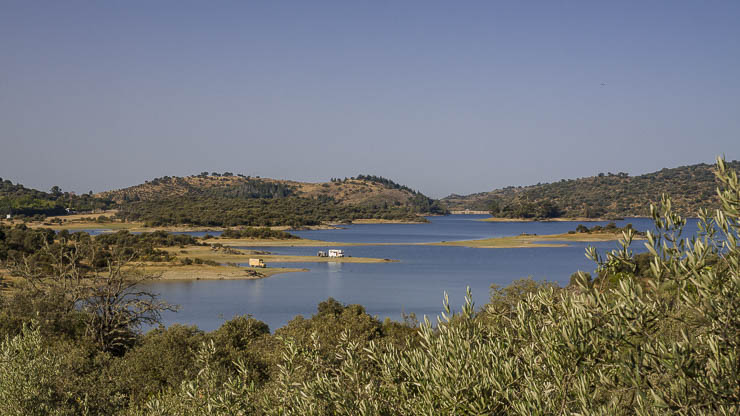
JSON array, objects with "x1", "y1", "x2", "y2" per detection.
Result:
[
  {"x1": 0, "y1": 226, "x2": 201, "y2": 267},
  {"x1": 220, "y1": 227, "x2": 299, "y2": 239},
  {"x1": 488, "y1": 199, "x2": 562, "y2": 219},
  {"x1": 116, "y1": 196, "x2": 426, "y2": 227},
  {"x1": 94, "y1": 230, "x2": 201, "y2": 249},
  {"x1": 0, "y1": 178, "x2": 113, "y2": 217},
  {"x1": 570, "y1": 222, "x2": 644, "y2": 235}
]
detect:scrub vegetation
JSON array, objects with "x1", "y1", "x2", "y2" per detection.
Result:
[{"x1": 0, "y1": 158, "x2": 738, "y2": 414}]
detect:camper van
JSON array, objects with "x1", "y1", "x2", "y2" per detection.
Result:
[
  {"x1": 248, "y1": 258, "x2": 266, "y2": 268},
  {"x1": 328, "y1": 249, "x2": 344, "y2": 258}
]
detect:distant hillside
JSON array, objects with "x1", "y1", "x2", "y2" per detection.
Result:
[
  {"x1": 97, "y1": 174, "x2": 293, "y2": 203},
  {"x1": 101, "y1": 173, "x2": 447, "y2": 227},
  {"x1": 442, "y1": 161, "x2": 740, "y2": 219},
  {"x1": 0, "y1": 178, "x2": 111, "y2": 217}
]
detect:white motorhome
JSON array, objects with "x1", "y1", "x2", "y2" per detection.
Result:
[{"x1": 328, "y1": 249, "x2": 344, "y2": 258}]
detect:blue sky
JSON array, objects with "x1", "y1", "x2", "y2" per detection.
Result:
[{"x1": 1, "y1": 1, "x2": 739, "y2": 197}]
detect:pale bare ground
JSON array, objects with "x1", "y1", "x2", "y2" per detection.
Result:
[
  {"x1": 349, "y1": 218, "x2": 427, "y2": 224},
  {"x1": 141, "y1": 264, "x2": 306, "y2": 281},
  {"x1": 212, "y1": 237, "x2": 405, "y2": 248},
  {"x1": 478, "y1": 216, "x2": 632, "y2": 223},
  {"x1": 213, "y1": 232, "x2": 638, "y2": 250},
  {"x1": 22, "y1": 220, "x2": 338, "y2": 233},
  {"x1": 428, "y1": 232, "x2": 643, "y2": 248},
  {"x1": 214, "y1": 238, "x2": 357, "y2": 247},
  {"x1": 163, "y1": 245, "x2": 398, "y2": 263},
  {"x1": 17, "y1": 210, "x2": 135, "y2": 230},
  {"x1": 49, "y1": 210, "x2": 119, "y2": 222}
]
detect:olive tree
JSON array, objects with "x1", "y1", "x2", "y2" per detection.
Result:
[{"x1": 9, "y1": 239, "x2": 174, "y2": 354}]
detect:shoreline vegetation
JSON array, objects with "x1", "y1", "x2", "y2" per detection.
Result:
[{"x1": 9, "y1": 210, "x2": 429, "y2": 234}]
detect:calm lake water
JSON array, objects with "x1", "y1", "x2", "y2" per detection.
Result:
[{"x1": 144, "y1": 215, "x2": 700, "y2": 332}]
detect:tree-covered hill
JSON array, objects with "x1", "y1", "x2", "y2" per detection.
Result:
[
  {"x1": 99, "y1": 173, "x2": 447, "y2": 226},
  {"x1": 442, "y1": 160, "x2": 740, "y2": 218}
]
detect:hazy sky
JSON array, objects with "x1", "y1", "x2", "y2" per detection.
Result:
[{"x1": 1, "y1": 1, "x2": 739, "y2": 198}]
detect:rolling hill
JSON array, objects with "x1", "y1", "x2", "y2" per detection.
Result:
[
  {"x1": 97, "y1": 174, "x2": 432, "y2": 208},
  {"x1": 442, "y1": 160, "x2": 740, "y2": 219},
  {"x1": 98, "y1": 173, "x2": 447, "y2": 227}
]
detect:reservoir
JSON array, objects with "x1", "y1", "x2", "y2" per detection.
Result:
[{"x1": 145, "y1": 215, "x2": 698, "y2": 332}]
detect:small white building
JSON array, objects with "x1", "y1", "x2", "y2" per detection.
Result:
[{"x1": 328, "y1": 249, "x2": 344, "y2": 258}]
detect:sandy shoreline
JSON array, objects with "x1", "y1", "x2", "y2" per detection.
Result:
[
  {"x1": 142, "y1": 264, "x2": 307, "y2": 281},
  {"x1": 23, "y1": 218, "x2": 423, "y2": 233},
  {"x1": 429, "y1": 232, "x2": 644, "y2": 248},
  {"x1": 347, "y1": 218, "x2": 428, "y2": 224},
  {"x1": 478, "y1": 216, "x2": 638, "y2": 223},
  {"x1": 165, "y1": 245, "x2": 398, "y2": 263}
]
